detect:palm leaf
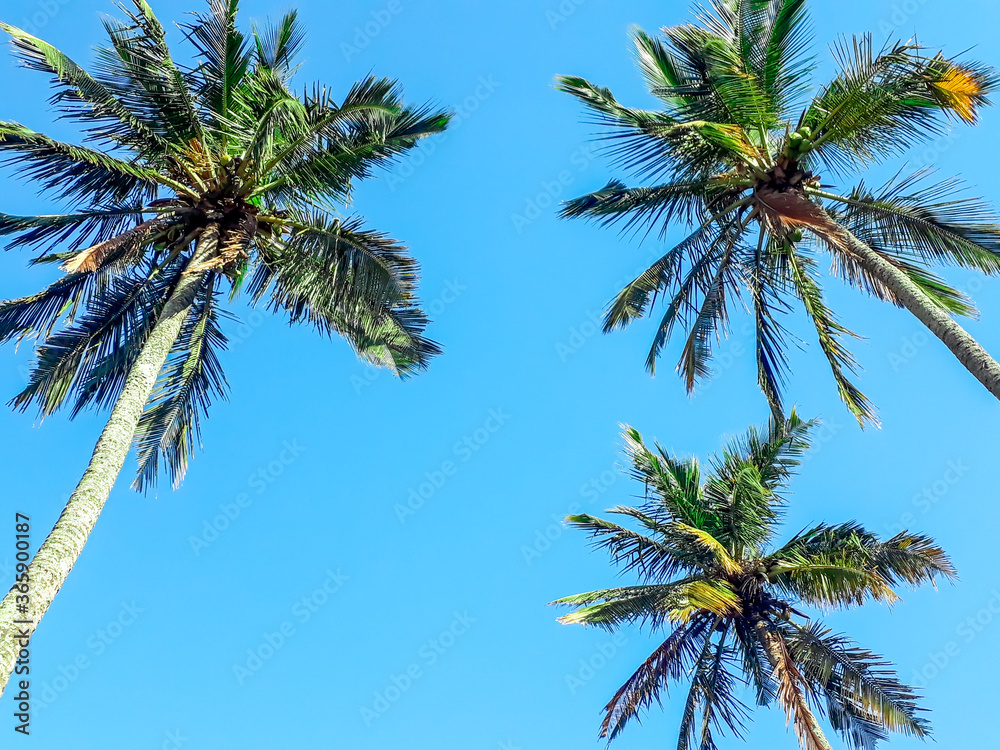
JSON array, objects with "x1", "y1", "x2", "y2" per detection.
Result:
[
  {"x1": 0, "y1": 23, "x2": 170, "y2": 158},
  {"x1": 785, "y1": 245, "x2": 877, "y2": 425},
  {"x1": 0, "y1": 121, "x2": 159, "y2": 204},
  {"x1": 601, "y1": 615, "x2": 714, "y2": 740},
  {"x1": 133, "y1": 280, "x2": 230, "y2": 490},
  {"x1": 782, "y1": 620, "x2": 930, "y2": 747}
]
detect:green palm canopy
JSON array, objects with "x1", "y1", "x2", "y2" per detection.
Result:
[
  {"x1": 0, "y1": 0, "x2": 448, "y2": 698},
  {"x1": 554, "y1": 415, "x2": 953, "y2": 749},
  {"x1": 0, "y1": 0, "x2": 447, "y2": 489},
  {"x1": 558, "y1": 0, "x2": 1000, "y2": 425}
]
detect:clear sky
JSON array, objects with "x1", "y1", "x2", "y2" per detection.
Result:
[{"x1": 0, "y1": 0, "x2": 998, "y2": 748}]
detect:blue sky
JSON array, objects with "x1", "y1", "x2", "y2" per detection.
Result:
[{"x1": 1, "y1": 0, "x2": 999, "y2": 747}]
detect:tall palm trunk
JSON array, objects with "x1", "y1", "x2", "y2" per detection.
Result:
[
  {"x1": 0, "y1": 225, "x2": 219, "y2": 697},
  {"x1": 843, "y1": 231, "x2": 1000, "y2": 401},
  {"x1": 752, "y1": 618, "x2": 834, "y2": 750}
]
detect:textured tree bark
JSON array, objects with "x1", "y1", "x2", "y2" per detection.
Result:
[
  {"x1": 843, "y1": 230, "x2": 1000, "y2": 402},
  {"x1": 0, "y1": 225, "x2": 219, "y2": 697},
  {"x1": 753, "y1": 618, "x2": 834, "y2": 750}
]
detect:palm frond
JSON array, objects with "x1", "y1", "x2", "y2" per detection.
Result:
[
  {"x1": 785, "y1": 245, "x2": 877, "y2": 425},
  {"x1": 766, "y1": 549, "x2": 898, "y2": 609},
  {"x1": 600, "y1": 615, "x2": 714, "y2": 740},
  {"x1": 133, "y1": 280, "x2": 230, "y2": 490},
  {"x1": 0, "y1": 121, "x2": 160, "y2": 205},
  {"x1": 10, "y1": 258, "x2": 178, "y2": 416},
  {"x1": 553, "y1": 578, "x2": 740, "y2": 630},
  {"x1": 667, "y1": 220, "x2": 746, "y2": 382},
  {"x1": 622, "y1": 426, "x2": 723, "y2": 535},
  {"x1": 747, "y1": 232, "x2": 794, "y2": 419},
  {"x1": 762, "y1": 622, "x2": 831, "y2": 750},
  {"x1": 677, "y1": 624, "x2": 752, "y2": 750},
  {"x1": 0, "y1": 23, "x2": 170, "y2": 158},
  {"x1": 705, "y1": 413, "x2": 814, "y2": 554},
  {"x1": 0, "y1": 274, "x2": 94, "y2": 344},
  {"x1": 277, "y1": 209, "x2": 420, "y2": 306},
  {"x1": 0, "y1": 206, "x2": 151, "y2": 253},
  {"x1": 816, "y1": 173, "x2": 1000, "y2": 273},
  {"x1": 603, "y1": 209, "x2": 746, "y2": 335},
  {"x1": 559, "y1": 178, "x2": 737, "y2": 238},
  {"x1": 183, "y1": 0, "x2": 252, "y2": 125},
  {"x1": 756, "y1": 0, "x2": 814, "y2": 117},
  {"x1": 773, "y1": 522, "x2": 956, "y2": 590},
  {"x1": 247, "y1": 226, "x2": 439, "y2": 377},
  {"x1": 259, "y1": 82, "x2": 449, "y2": 206},
  {"x1": 656, "y1": 12, "x2": 778, "y2": 139},
  {"x1": 563, "y1": 512, "x2": 688, "y2": 582},
  {"x1": 732, "y1": 618, "x2": 778, "y2": 706},
  {"x1": 253, "y1": 10, "x2": 306, "y2": 78},
  {"x1": 801, "y1": 37, "x2": 997, "y2": 174},
  {"x1": 555, "y1": 75, "x2": 751, "y2": 182},
  {"x1": 782, "y1": 620, "x2": 930, "y2": 748},
  {"x1": 93, "y1": 2, "x2": 204, "y2": 145}
]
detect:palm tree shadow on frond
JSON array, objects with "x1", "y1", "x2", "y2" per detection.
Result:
[
  {"x1": 558, "y1": 0, "x2": 1000, "y2": 426},
  {"x1": 553, "y1": 413, "x2": 954, "y2": 749}
]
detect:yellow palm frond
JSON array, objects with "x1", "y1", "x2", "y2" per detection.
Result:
[
  {"x1": 929, "y1": 63, "x2": 985, "y2": 123},
  {"x1": 672, "y1": 522, "x2": 742, "y2": 575}
]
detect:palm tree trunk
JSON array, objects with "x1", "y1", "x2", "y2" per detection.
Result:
[
  {"x1": 0, "y1": 224, "x2": 219, "y2": 697},
  {"x1": 843, "y1": 230, "x2": 1000, "y2": 401},
  {"x1": 752, "y1": 618, "x2": 834, "y2": 750}
]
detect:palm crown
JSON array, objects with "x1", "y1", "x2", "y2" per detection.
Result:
[
  {"x1": 558, "y1": 0, "x2": 1000, "y2": 424},
  {"x1": 0, "y1": 0, "x2": 448, "y2": 488},
  {"x1": 554, "y1": 415, "x2": 954, "y2": 749}
]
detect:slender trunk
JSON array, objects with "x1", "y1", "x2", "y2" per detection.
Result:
[
  {"x1": 844, "y1": 231, "x2": 1000, "y2": 402},
  {"x1": 0, "y1": 225, "x2": 219, "y2": 697},
  {"x1": 752, "y1": 618, "x2": 833, "y2": 750}
]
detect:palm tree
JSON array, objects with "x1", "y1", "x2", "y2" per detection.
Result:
[
  {"x1": 557, "y1": 0, "x2": 1000, "y2": 425},
  {"x1": 553, "y1": 415, "x2": 953, "y2": 749},
  {"x1": 0, "y1": 0, "x2": 448, "y2": 695}
]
